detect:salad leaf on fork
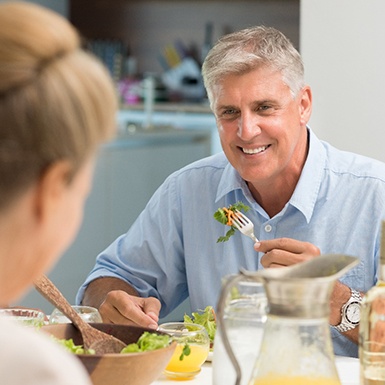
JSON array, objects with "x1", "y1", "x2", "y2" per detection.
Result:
[{"x1": 214, "y1": 201, "x2": 250, "y2": 242}]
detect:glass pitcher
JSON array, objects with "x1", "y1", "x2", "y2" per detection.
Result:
[
  {"x1": 212, "y1": 276, "x2": 268, "y2": 385},
  {"x1": 217, "y1": 254, "x2": 359, "y2": 385}
]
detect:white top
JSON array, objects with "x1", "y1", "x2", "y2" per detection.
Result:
[{"x1": 0, "y1": 317, "x2": 91, "y2": 385}]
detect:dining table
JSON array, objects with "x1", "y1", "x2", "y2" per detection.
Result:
[{"x1": 153, "y1": 356, "x2": 360, "y2": 385}]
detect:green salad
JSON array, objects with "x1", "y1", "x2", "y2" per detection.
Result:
[
  {"x1": 121, "y1": 331, "x2": 171, "y2": 353},
  {"x1": 184, "y1": 306, "x2": 216, "y2": 348},
  {"x1": 214, "y1": 201, "x2": 250, "y2": 243},
  {"x1": 54, "y1": 338, "x2": 95, "y2": 355},
  {"x1": 54, "y1": 331, "x2": 171, "y2": 355}
]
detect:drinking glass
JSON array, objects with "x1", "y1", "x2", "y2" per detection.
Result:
[
  {"x1": 361, "y1": 341, "x2": 385, "y2": 384},
  {"x1": 49, "y1": 305, "x2": 102, "y2": 324},
  {"x1": 0, "y1": 307, "x2": 47, "y2": 328},
  {"x1": 158, "y1": 322, "x2": 210, "y2": 380}
]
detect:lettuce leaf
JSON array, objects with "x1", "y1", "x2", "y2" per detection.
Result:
[
  {"x1": 120, "y1": 331, "x2": 171, "y2": 354},
  {"x1": 214, "y1": 201, "x2": 250, "y2": 242},
  {"x1": 54, "y1": 337, "x2": 95, "y2": 355},
  {"x1": 184, "y1": 306, "x2": 216, "y2": 345},
  {"x1": 54, "y1": 331, "x2": 170, "y2": 355}
]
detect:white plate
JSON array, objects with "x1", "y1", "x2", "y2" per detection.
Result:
[{"x1": 206, "y1": 351, "x2": 213, "y2": 362}]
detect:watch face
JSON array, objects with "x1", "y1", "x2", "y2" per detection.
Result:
[{"x1": 346, "y1": 302, "x2": 361, "y2": 324}]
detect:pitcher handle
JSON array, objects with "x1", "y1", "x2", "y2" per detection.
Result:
[{"x1": 216, "y1": 273, "x2": 245, "y2": 385}]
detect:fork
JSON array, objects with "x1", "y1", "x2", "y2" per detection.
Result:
[{"x1": 232, "y1": 210, "x2": 259, "y2": 242}]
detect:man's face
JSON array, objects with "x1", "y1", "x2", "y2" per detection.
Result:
[{"x1": 212, "y1": 66, "x2": 312, "y2": 189}]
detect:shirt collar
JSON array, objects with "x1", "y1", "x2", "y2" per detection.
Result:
[
  {"x1": 289, "y1": 128, "x2": 326, "y2": 223},
  {"x1": 215, "y1": 160, "x2": 247, "y2": 203},
  {"x1": 215, "y1": 128, "x2": 326, "y2": 223}
]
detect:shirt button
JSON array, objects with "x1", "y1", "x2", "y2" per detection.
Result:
[{"x1": 264, "y1": 224, "x2": 272, "y2": 233}]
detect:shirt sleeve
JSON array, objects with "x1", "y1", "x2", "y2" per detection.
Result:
[{"x1": 76, "y1": 172, "x2": 189, "y2": 317}]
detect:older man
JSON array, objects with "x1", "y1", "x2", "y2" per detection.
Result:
[{"x1": 77, "y1": 26, "x2": 385, "y2": 357}]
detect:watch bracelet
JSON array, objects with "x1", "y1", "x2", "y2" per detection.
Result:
[
  {"x1": 350, "y1": 289, "x2": 362, "y2": 302},
  {"x1": 333, "y1": 288, "x2": 362, "y2": 333}
]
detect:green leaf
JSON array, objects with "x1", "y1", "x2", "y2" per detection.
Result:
[
  {"x1": 54, "y1": 332, "x2": 171, "y2": 355},
  {"x1": 214, "y1": 201, "x2": 251, "y2": 243},
  {"x1": 217, "y1": 228, "x2": 235, "y2": 243},
  {"x1": 231, "y1": 201, "x2": 250, "y2": 213},
  {"x1": 213, "y1": 208, "x2": 228, "y2": 224},
  {"x1": 53, "y1": 337, "x2": 95, "y2": 355},
  {"x1": 179, "y1": 343, "x2": 191, "y2": 361},
  {"x1": 121, "y1": 343, "x2": 141, "y2": 353},
  {"x1": 121, "y1": 331, "x2": 171, "y2": 353},
  {"x1": 183, "y1": 306, "x2": 216, "y2": 344}
]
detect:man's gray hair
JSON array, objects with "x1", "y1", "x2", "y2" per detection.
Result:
[{"x1": 202, "y1": 26, "x2": 304, "y2": 106}]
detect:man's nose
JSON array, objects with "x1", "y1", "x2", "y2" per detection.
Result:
[{"x1": 237, "y1": 113, "x2": 262, "y2": 140}]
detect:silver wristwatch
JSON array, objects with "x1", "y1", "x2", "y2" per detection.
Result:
[{"x1": 334, "y1": 288, "x2": 362, "y2": 333}]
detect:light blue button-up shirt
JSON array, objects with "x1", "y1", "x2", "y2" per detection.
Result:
[{"x1": 77, "y1": 128, "x2": 385, "y2": 357}]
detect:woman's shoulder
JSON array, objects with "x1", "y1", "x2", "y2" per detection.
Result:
[{"x1": 0, "y1": 317, "x2": 91, "y2": 385}]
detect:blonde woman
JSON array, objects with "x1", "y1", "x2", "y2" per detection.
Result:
[{"x1": 0, "y1": 2, "x2": 117, "y2": 384}]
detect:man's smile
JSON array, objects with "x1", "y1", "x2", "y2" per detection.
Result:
[{"x1": 241, "y1": 145, "x2": 271, "y2": 154}]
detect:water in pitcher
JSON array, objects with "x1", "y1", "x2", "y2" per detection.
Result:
[
  {"x1": 212, "y1": 323, "x2": 265, "y2": 385},
  {"x1": 212, "y1": 280, "x2": 267, "y2": 385}
]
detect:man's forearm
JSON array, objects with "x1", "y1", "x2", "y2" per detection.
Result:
[{"x1": 81, "y1": 277, "x2": 139, "y2": 309}]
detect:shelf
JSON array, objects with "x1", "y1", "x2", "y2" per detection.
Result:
[
  {"x1": 70, "y1": 0, "x2": 299, "y2": 75},
  {"x1": 120, "y1": 102, "x2": 212, "y2": 114}
]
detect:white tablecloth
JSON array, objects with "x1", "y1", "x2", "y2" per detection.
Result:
[{"x1": 153, "y1": 356, "x2": 360, "y2": 385}]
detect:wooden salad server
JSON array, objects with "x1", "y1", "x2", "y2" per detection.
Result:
[{"x1": 34, "y1": 274, "x2": 126, "y2": 354}]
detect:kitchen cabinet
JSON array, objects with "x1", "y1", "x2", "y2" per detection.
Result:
[
  {"x1": 70, "y1": 0, "x2": 299, "y2": 76},
  {"x1": 17, "y1": 125, "x2": 212, "y2": 318}
]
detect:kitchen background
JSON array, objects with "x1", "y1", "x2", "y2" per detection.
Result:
[{"x1": 5, "y1": 0, "x2": 385, "y2": 320}]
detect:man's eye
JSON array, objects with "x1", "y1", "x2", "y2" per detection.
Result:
[
  {"x1": 258, "y1": 105, "x2": 271, "y2": 111},
  {"x1": 216, "y1": 109, "x2": 238, "y2": 119},
  {"x1": 223, "y1": 109, "x2": 237, "y2": 115}
]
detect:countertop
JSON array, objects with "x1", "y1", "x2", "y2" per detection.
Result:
[
  {"x1": 116, "y1": 106, "x2": 221, "y2": 155},
  {"x1": 120, "y1": 102, "x2": 212, "y2": 114}
]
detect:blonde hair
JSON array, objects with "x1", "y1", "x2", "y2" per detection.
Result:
[
  {"x1": 202, "y1": 26, "x2": 304, "y2": 106},
  {"x1": 0, "y1": 2, "x2": 117, "y2": 210}
]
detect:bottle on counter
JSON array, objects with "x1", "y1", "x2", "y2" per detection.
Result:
[{"x1": 359, "y1": 220, "x2": 385, "y2": 385}]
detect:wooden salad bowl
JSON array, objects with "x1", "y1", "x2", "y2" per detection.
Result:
[{"x1": 41, "y1": 323, "x2": 176, "y2": 385}]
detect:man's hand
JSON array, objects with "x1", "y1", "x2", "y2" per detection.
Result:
[
  {"x1": 81, "y1": 277, "x2": 161, "y2": 329},
  {"x1": 254, "y1": 239, "x2": 360, "y2": 343},
  {"x1": 99, "y1": 290, "x2": 160, "y2": 329},
  {"x1": 254, "y1": 238, "x2": 320, "y2": 268}
]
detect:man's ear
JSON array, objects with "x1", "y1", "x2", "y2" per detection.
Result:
[
  {"x1": 33, "y1": 160, "x2": 73, "y2": 223},
  {"x1": 299, "y1": 85, "x2": 312, "y2": 125}
]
